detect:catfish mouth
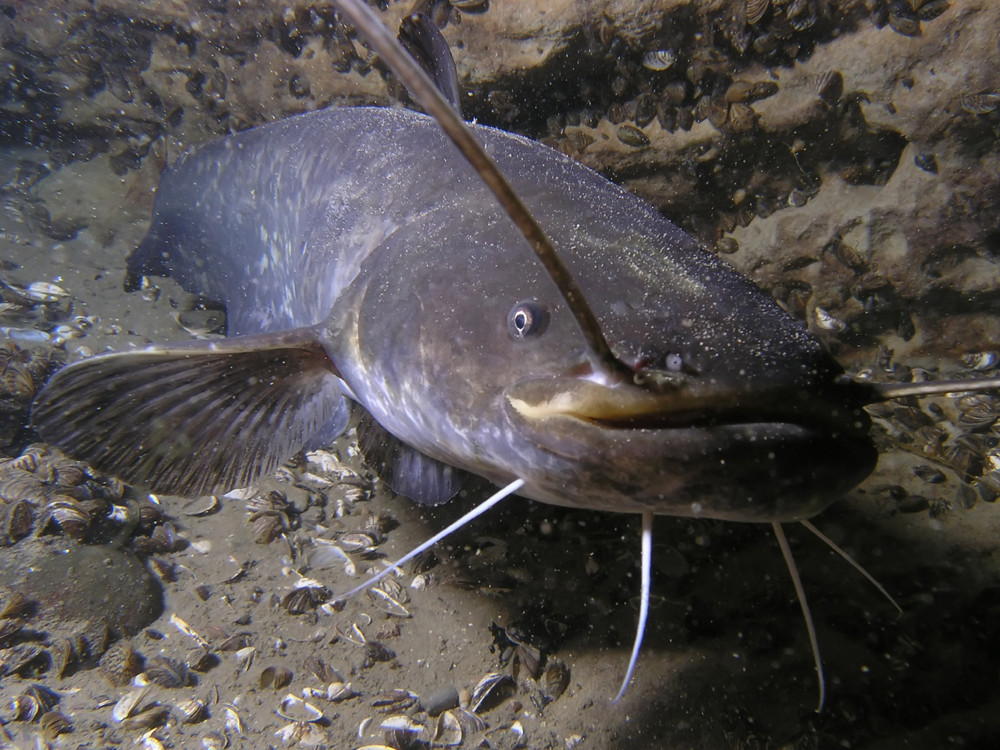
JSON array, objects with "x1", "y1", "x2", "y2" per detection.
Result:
[
  {"x1": 502, "y1": 374, "x2": 879, "y2": 521},
  {"x1": 505, "y1": 375, "x2": 873, "y2": 440}
]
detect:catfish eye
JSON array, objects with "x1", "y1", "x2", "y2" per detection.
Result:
[{"x1": 508, "y1": 300, "x2": 549, "y2": 339}]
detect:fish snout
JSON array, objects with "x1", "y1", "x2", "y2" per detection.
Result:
[{"x1": 502, "y1": 373, "x2": 878, "y2": 521}]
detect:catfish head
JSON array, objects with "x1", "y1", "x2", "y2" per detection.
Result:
[{"x1": 320, "y1": 128, "x2": 877, "y2": 523}]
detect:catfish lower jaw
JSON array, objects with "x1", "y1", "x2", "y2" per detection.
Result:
[{"x1": 502, "y1": 378, "x2": 878, "y2": 522}]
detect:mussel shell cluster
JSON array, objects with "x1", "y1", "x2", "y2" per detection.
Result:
[
  {"x1": 0, "y1": 343, "x2": 63, "y2": 449},
  {"x1": 866, "y1": 352, "x2": 1000, "y2": 515},
  {"x1": 0, "y1": 443, "x2": 129, "y2": 545}
]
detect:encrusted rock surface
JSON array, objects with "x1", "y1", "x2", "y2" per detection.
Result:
[{"x1": 5, "y1": 1, "x2": 996, "y2": 372}]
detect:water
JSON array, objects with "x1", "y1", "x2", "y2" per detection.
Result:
[{"x1": 1, "y1": 1, "x2": 999, "y2": 748}]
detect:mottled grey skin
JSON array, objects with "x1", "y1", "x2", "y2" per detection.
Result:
[{"x1": 47, "y1": 106, "x2": 876, "y2": 521}]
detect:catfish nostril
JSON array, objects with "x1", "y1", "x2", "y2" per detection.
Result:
[
  {"x1": 633, "y1": 366, "x2": 688, "y2": 392},
  {"x1": 634, "y1": 351, "x2": 697, "y2": 376}
]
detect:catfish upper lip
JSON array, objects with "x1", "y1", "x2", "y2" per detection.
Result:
[{"x1": 505, "y1": 376, "x2": 872, "y2": 439}]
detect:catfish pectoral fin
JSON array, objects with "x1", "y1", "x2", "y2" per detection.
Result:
[{"x1": 32, "y1": 327, "x2": 345, "y2": 497}]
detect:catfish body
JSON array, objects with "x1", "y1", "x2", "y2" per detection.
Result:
[{"x1": 34, "y1": 106, "x2": 876, "y2": 522}]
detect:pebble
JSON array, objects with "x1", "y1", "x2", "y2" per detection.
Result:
[{"x1": 419, "y1": 685, "x2": 460, "y2": 717}]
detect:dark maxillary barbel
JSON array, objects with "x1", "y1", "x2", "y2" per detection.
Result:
[{"x1": 330, "y1": 0, "x2": 638, "y2": 386}]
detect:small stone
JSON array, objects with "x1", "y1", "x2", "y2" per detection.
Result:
[{"x1": 419, "y1": 685, "x2": 460, "y2": 717}]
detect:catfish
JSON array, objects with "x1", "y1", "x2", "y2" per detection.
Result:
[{"x1": 32, "y1": 0, "x2": 1000, "y2": 708}]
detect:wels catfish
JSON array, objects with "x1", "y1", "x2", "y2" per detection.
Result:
[
  {"x1": 33, "y1": 103, "x2": 882, "y2": 516},
  {"x1": 32, "y1": 104, "x2": 878, "y2": 519},
  {"x1": 31, "y1": 0, "x2": 1000, "y2": 708}
]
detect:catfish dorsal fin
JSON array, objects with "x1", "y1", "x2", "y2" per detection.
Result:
[
  {"x1": 398, "y1": 13, "x2": 462, "y2": 114},
  {"x1": 32, "y1": 326, "x2": 347, "y2": 496}
]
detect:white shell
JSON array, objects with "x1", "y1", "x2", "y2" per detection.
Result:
[
  {"x1": 111, "y1": 687, "x2": 151, "y2": 722},
  {"x1": 222, "y1": 704, "x2": 243, "y2": 735},
  {"x1": 962, "y1": 351, "x2": 999, "y2": 371},
  {"x1": 434, "y1": 710, "x2": 464, "y2": 747},
  {"x1": 308, "y1": 540, "x2": 356, "y2": 576},
  {"x1": 52, "y1": 324, "x2": 82, "y2": 339},
  {"x1": 304, "y1": 449, "x2": 343, "y2": 474},
  {"x1": 25, "y1": 281, "x2": 68, "y2": 301},
  {"x1": 813, "y1": 306, "x2": 846, "y2": 332},
  {"x1": 139, "y1": 732, "x2": 167, "y2": 750},
  {"x1": 326, "y1": 681, "x2": 356, "y2": 702},
  {"x1": 357, "y1": 717, "x2": 372, "y2": 738},
  {"x1": 175, "y1": 697, "x2": 208, "y2": 724},
  {"x1": 182, "y1": 494, "x2": 220, "y2": 516},
  {"x1": 170, "y1": 613, "x2": 210, "y2": 649},
  {"x1": 381, "y1": 715, "x2": 424, "y2": 731},
  {"x1": 381, "y1": 714, "x2": 428, "y2": 742},
  {"x1": 300, "y1": 470, "x2": 334, "y2": 487},
  {"x1": 641, "y1": 49, "x2": 676, "y2": 71},
  {"x1": 469, "y1": 673, "x2": 515, "y2": 713},
  {"x1": 277, "y1": 694, "x2": 323, "y2": 723},
  {"x1": 366, "y1": 583, "x2": 411, "y2": 618},
  {"x1": 188, "y1": 539, "x2": 213, "y2": 554},
  {"x1": 71, "y1": 314, "x2": 97, "y2": 331},
  {"x1": 275, "y1": 721, "x2": 328, "y2": 745},
  {"x1": 234, "y1": 646, "x2": 256, "y2": 672},
  {"x1": 338, "y1": 532, "x2": 378, "y2": 554},
  {"x1": 222, "y1": 486, "x2": 256, "y2": 500}
]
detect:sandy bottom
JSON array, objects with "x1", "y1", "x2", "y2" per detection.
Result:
[{"x1": 1, "y1": 147, "x2": 999, "y2": 750}]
